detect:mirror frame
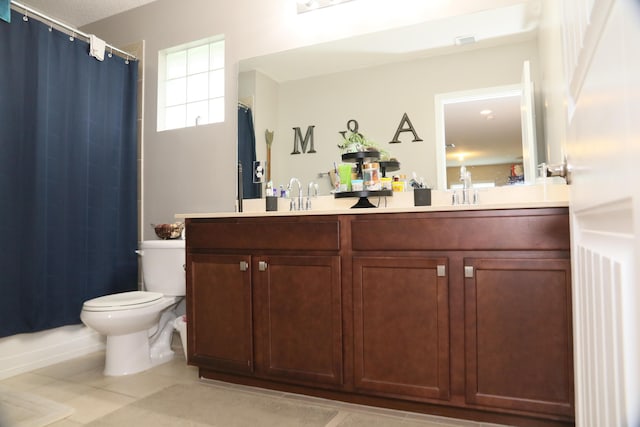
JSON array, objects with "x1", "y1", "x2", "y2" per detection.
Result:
[{"x1": 434, "y1": 84, "x2": 528, "y2": 190}]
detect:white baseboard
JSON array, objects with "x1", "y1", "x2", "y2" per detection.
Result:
[{"x1": 0, "y1": 324, "x2": 105, "y2": 380}]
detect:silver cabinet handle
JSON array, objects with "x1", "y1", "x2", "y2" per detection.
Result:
[
  {"x1": 258, "y1": 261, "x2": 268, "y2": 271},
  {"x1": 239, "y1": 261, "x2": 249, "y2": 271},
  {"x1": 464, "y1": 266, "x2": 474, "y2": 278},
  {"x1": 437, "y1": 265, "x2": 446, "y2": 277}
]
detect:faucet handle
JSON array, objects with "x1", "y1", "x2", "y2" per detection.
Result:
[
  {"x1": 307, "y1": 181, "x2": 318, "y2": 197},
  {"x1": 305, "y1": 182, "x2": 318, "y2": 210}
]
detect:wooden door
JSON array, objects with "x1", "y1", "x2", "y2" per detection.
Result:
[
  {"x1": 464, "y1": 257, "x2": 573, "y2": 417},
  {"x1": 253, "y1": 255, "x2": 343, "y2": 386},
  {"x1": 187, "y1": 253, "x2": 253, "y2": 374},
  {"x1": 352, "y1": 256, "x2": 450, "y2": 401}
]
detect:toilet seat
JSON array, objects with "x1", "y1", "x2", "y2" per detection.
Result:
[{"x1": 83, "y1": 291, "x2": 164, "y2": 312}]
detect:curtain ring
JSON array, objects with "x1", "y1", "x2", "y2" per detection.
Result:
[
  {"x1": 108, "y1": 47, "x2": 113, "y2": 58},
  {"x1": 69, "y1": 31, "x2": 75, "y2": 42},
  {"x1": 125, "y1": 55, "x2": 130, "y2": 65},
  {"x1": 22, "y1": 10, "x2": 28, "y2": 21}
]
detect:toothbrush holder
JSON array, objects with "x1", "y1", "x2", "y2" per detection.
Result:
[{"x1": 413, "y1": 188, "x2": 431, "y2": 206}]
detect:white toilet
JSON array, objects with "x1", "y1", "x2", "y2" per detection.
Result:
[{"x1": 80, "y1": 239, "x2": 185, "y2": 376}]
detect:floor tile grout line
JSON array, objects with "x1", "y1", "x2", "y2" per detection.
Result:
[{"x1": 324, "y1": 410, "x2": 350, "y2": 427}]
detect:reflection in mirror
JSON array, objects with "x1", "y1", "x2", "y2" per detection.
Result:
[
  {"x1": 239, "y1": 3, "x2": 543, "y2": 197},
  {"x1": 435, "y1": 58, "x2": 542, "y2": 191},
  {"x1": 435, "y1": 85, "x2": 533, "y2": 189}
]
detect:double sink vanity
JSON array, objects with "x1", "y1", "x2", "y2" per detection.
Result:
[{"x1": 177, "y1": 184, "x2": 574, "y2": 427}]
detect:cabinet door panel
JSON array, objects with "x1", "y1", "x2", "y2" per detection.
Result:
[
  {"x1": 353, "y1": 257, "x2": 450, "y2": 401},
  {"x1": 254, "y1": 255, "x2": 342, "y2": 386},
  {"x1": 464, "y1": 258, "x2": 573, "y2": 417},
  {"x1": 188, "y1": 254, "x2": 253, "y2": 374}
]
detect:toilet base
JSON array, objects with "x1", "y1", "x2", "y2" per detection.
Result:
[
  {"x1": 103, "y1": 330, "x2": 174, "y2": 376},
  {"x1": 103, "y1": 312, "x2": 178, "y2": 376},
  {"x1": 104, "y1": 331, "x2": 151, "y2": 376}
]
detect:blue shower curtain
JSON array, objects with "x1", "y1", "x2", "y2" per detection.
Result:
[
  {"x1": 238, "y1": 105, "x2": 260, "y2": 199},
  {"x1": 0, "y1": 10, "x2": 139, "y2": 337}
]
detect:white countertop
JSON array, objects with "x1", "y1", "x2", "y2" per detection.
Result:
[{"x1": 176, "y1": 183, "x2": 569, "y2": 220}]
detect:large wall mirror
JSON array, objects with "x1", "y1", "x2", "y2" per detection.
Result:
[
  {"x1": 435, "y1": 61, "x2": 539, "y2": 189},
  {"x1": 238, "y1": 2, "x2": 545, "y2": 196}
]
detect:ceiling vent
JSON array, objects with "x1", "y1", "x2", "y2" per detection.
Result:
[{"x1": 454, "y1": 35, "x2": 476, "y2": 46}]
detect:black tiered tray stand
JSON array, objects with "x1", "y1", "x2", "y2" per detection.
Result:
[
  {"x1": 335, "y1": 151, "x2": 394, "y2": 208},
  {"x1": 335, "y1": 189, "x2": 393, "y2": 208},
  {"x1": 378, "y1": 160, "x2": 400, "y2": 177}
]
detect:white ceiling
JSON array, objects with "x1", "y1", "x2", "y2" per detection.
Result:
[
  {"x1": 241, "y1": 2, "x2": 539, "y2": 83},
  {"x1": 15, "y1": 0, "x2": 159, "y2": 27}
]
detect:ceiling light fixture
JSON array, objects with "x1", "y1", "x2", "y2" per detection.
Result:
[
  {"x1": 480, "y1": 109, "x2": 492, "y2": 115},
  {"x1": 297, "y1": 0, "x2": 354, "y2": 14}
]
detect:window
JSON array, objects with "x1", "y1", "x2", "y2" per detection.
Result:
[{"x1": 158, "y1": 37, "x2": 225, "y2": 131}]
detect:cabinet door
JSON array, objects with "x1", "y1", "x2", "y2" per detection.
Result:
[
  {"x1": 353, "y1": 256, "x2": 450, "y2": 401},
  {"x1": 188, "y1": 253, "x2": 253, "y2": 374},
  {"x1": 253, "y1": 255, "x2": 342, "y2": 386},
  {"x1": 464, "y1": 257, "x2": 573, "y2": 417}
]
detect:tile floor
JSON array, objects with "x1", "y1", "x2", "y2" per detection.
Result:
[{"x1": 0, "y1": 337, "x2": 509, "y2": 427}]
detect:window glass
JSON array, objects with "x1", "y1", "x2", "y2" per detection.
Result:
[
  {"x1": 210, "y1": 42, "x2": 224, "y2": 69},
  {"x1": 209, "y1": 69, "x2": 224, "y2": 99},
  {"x1": 166, "y1": 51, "x2": 186, "y2": 80},
  {"x1": 158, "y1": 37, "x2": 225, "y2": 131},
  {"x1": 165, "y1": 105, "x2": 186, "y2": 130},
  {"x1": 187, "y1": 44, "x2": 209, "y2": 75},
  {"x1": 187, "y1": 73, "x2": 208, "y2": 103},
  {"x1": 165, "y1": 78, "x2": 186, "y2": 106},
  {"x1": 186, "y1": 101, "x2": 209, "y2": 127}
]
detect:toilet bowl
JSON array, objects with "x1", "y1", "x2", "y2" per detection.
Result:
[{"x1": 80, "y1": 240, "x2": 185, "y2": 376}]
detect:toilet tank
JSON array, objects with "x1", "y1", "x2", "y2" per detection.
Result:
[{"x1": 139, "y1": 240, "x2": 185, "y2": 296}]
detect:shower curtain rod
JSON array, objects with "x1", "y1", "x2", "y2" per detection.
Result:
[{"x1": 10, "y1": 1, "x2": 137, "y2": 60}]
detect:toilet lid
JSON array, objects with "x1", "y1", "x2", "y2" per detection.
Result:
[{"x1": 83, "y1": 291, "x2": 164, "y2": 310}]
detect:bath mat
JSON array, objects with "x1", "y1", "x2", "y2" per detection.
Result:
[
  {"x1": 87, "y1": 382, "x2": 339, "y2": 427},
  {"x1": 0, "y1": 385, "x2": 74, "y2": 427}
]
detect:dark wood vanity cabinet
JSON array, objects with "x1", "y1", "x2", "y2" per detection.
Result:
[
  {"x1": 188, "y1": 253, "x2": 253, "y2": 374},
  {"x1": 253, "y1": 254, "x2": 343, "y2": 386},
  {"x1": 464, "y1": 257, "x2": 573, "y2": 417},
  {"x1": 186, "y1": 217, "x2": 343, "y2": 389},
  {"x1": 350, "y1": 208, "x2": 573, "y2": 423},
  {"x1": 352, "y1": 256, "x2": 450, "y2": 401},
  {"x1": 186, "y1": 208, "x2": 573, "y2": 427}
]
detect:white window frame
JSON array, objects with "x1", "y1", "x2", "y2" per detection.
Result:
[{"x1": 157, "y1": 36, "x2": 225, "y2": 131}]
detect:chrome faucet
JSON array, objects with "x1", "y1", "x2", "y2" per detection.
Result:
[
  {"x1": 288, "y1": 177, "x2": 302, "y2": 211},
  {"x1": 460, "y1": 166, "x2": 473, "y2": 204},
  {"x1": 306, "y1": 181, "x2": 318, "y2": 210}
]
